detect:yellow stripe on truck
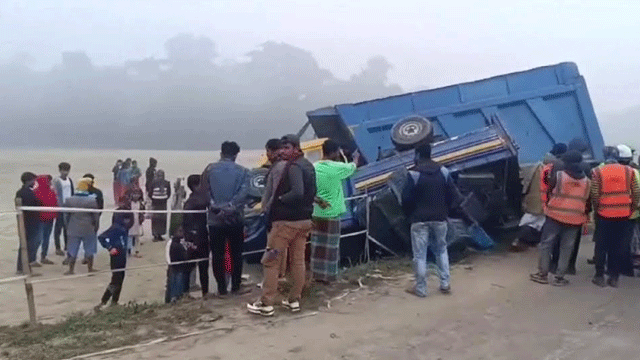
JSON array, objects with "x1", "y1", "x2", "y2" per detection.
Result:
[{"x1": 355, "y1": 139, "x2": 505, "y2": 191}]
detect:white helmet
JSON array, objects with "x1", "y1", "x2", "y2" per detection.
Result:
[{"x1": 616, "y1": 144, "x2": 633, "y2": 160}]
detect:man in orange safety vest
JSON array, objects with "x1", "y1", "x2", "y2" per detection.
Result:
[{"x1": 531, "y1": 150, "x2": 591, "y2": 286}]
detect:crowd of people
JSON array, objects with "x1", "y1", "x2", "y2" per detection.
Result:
[
  {"x1": 13, "y1": 135, "x2": 361, "y2": 314},
  {"x1": 14, "y1": 157, "x2": 170, "y2": 275},
  {"x1": 15, "y1": 163, "x2": 107, "y2": 274},
  {"x1": 513, "y1": 140, "x2": 640, "y2": 288},
  {"x1": 16, "y1": 134, "x2": 638, "y2": 316}
]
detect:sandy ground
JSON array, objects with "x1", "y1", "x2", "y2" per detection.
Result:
[{"x1": 90, "y1": 240, "x2": 640, "y2": 360}]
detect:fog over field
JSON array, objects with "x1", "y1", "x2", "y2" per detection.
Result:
[{"x1": 2, "y1": 1, "x2": 639, "y2": 150}]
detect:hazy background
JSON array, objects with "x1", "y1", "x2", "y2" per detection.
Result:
[{"x1": 1, "y1": 0, "x2": 639, "y2": 150}]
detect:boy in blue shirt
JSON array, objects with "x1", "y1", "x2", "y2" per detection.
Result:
[{"x1": 96, "y1": 212, "x2": 133, "y2": 309}]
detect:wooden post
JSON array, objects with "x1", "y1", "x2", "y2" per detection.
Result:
[{"x1": 15, "y1": 198, "x2": 37, "y2": 325}]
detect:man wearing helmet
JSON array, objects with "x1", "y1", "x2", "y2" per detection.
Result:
[
  {"x1": 590, "y1": 144, "x2": 640, "y2": 287},
  {"x1": 614, "y1": 144, "x2": 639, "y2": 278}
]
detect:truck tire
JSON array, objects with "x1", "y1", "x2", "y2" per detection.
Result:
[
  {"x1": 248, "y1": 168, "x2": 269, "y2": 200},
  {"x1": 390, "y1": 116, "x2": 434, "y2": 150}
]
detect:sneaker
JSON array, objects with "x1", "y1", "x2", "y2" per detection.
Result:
[
  {"x1": 405, "y1": 287, "x2": 427, "y2": 298},
  {"x1": 94, "y1": 303, "x2": 107, "y2": 312},
  {"x1": 40, "y1": 258, "x2": 55, "y2": 265},
  {"x1": 529, "y1": 272, "x2": 549, "y2": 284},
  {"x1": 62, "y1": 257, "x2": 70, "y2": 266},
  {"x1": 247, "y1": 301, "x2": 275, "y2": 316},
  {"x1": 592, "y1": 276, "x2": 606, "y2": 287},
  {"x1": 282, "y1": 299, "x2": 301, "y2": 312},
  {"x1": 607, "y1": 277, "x2": 619, "y2": 288},
  {"x1": 439, "y1": 285, "x2": 452, "y2": 294},
  {"x1": 55, "y1": 249, "x2": 65, "y2": 257},
  {"x1": 551, "y1": 277, "x2": 570, "y2": 287},
  {"x1": 29, "y1": 261, "x2": 42, "y2": 268}
]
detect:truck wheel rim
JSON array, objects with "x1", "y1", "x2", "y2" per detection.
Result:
[
  {"x1": 400, "y1": 122, "x2": 422, "y2": 137},
  {"x1": 252, "y1": 175, "x2": 265, "y2": 188}
]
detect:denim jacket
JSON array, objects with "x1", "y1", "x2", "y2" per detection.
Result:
[{"x1": 200, "y1": 158, "x2": 249, "y2": 227}]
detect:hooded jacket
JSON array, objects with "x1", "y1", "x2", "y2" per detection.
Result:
[{"x1": 34, "y1": 176, "x2": 58, "y2": 222}]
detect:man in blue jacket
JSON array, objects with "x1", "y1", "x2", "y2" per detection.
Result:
[
  {"x1": 402, "y1": 144, "x2": 463, "y2": 297},
  {"x1": 200, "y1": 141, "x2": 250, "y2": 296}
]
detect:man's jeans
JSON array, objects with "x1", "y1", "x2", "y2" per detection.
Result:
[
  {"x1": 411, "y1": 221, "x2": 450, "y2": 297},
  {"x1": 165, "y1": 267, "x2": 189, "y2": 303},
  {"x1": 17, "y1": 224, "x2": 40, "y2": 273},
  {"x1": 54, "y1": 213, "x2": 68, "y2": 251},
  {"x1": 38, "y1": 220, "x2": 54, "y2": 261},
  {"x1": 67, "y1": 235, "x2": 96, "y2": 259}
]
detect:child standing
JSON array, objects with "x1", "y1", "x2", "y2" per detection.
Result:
[
  {"x1": 128, "y1": 188, "x2": 145, "y2": 258},
  {"x1": 96, "y1": 212, "x2": 133, "y2": 309},
  {"x1": 165, "y1": 229, "x2": 196, "y2": 303}
]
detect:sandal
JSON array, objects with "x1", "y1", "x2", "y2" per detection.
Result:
[{"x1": 529, "y1": 272, "x2": 549, "y2": 284}]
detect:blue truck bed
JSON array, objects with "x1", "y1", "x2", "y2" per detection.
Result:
[
  {"x1": 307, "y1": 62, "x2": 605, "y2": 166},
  {"x1": 350, "y1": 115, "x2": 517, "y2": 194}
]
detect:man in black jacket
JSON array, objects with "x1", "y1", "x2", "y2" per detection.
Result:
[
  {"x1": 402, "y1": 144, "x2": 463, "y2": 297},
  {"x1": 16, "y1": 172, "x2": 40, "y2": 275},
  {"x1": 248, "y1": 134, "x2": 316, "y2": 316}
]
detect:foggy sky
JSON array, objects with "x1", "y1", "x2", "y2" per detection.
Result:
[
  {"x1": 4, "y1": 0, "x2": 639, "y2": 115},
  {"x1": 2, "y1": 1, "x2": 640, "y2": 150}
]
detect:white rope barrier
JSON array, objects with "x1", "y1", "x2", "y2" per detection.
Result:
[
  {"x1": 18, "y1": 206, "x2": 207, "y2": 214},
  {"x1": 344, "y1": 194, "x2": 367, "y2": 201},
  {"x1": 0, "y1": 211, "x2": 19, "y2": 217},
  {"x1": 3, "y1": 192, "x2": 382, "y2": 326},
  {"x1": 0, "y1": 275, "x2": 28, "y2": 285}
]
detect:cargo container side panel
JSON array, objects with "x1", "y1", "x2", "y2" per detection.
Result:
[
  {"x1": 335, "y1": 105, "x2": 370, "y2": 126},
  {"x1": 506, "y1": 68, "x2": 560, "y2": 94},
  {"x1": 364, "y1": 96, "x2": 415, "y2": 120},
  {"x1": 536, "y1": 94, "x2": 591, "y2": 154},
  {"x1": 441, "y1": 111, "x2": 489, "y2": 137},
  {"x1": 411, "y1": 87, "x2": 462, "y2": 112},
  {"x1": 573, "y1": 79, "x2": 606, "y2": 162},
  {"x1": 497, "y1": 102, "x2": 555, "y2": 163},
  {"x1": 459, "y1": 78, "x2": 509, "y2": 103}
]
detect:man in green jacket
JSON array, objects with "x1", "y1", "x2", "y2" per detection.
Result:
[{"x1": 309, "y1": 140, "x2": 358, "y2": 283}]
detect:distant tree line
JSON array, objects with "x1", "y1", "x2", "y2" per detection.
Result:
[{"x1": 0, "y1": 34, "x2": 402, "y2": 150}]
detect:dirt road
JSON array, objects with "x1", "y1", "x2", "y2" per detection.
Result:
[{"x1": 97, "y1": 242, "x2": 640, "y2": 360}]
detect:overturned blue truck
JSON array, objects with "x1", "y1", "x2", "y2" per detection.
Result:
[{"x1": 243, "y1": 62, "x2": 606, "y2": 263}]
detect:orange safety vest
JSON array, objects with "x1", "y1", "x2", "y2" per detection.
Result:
[
  {"x1": 540, "y1": 163, "x2": 554, "y2": 210},
  {"x1": 594, "y1": 164, "x2": 634, "y2": 218},
  {"x1": 545, "y1": 171, "x2": 590, "y2": 225}
]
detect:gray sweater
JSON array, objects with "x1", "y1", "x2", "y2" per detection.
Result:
[{"x1": 64, "y1": 194, "x2": 100, "y2": 237}]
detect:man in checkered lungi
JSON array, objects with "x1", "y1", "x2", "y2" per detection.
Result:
[{"x1": 310, "y1": 140, "x2": 358, "y2": 283}]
